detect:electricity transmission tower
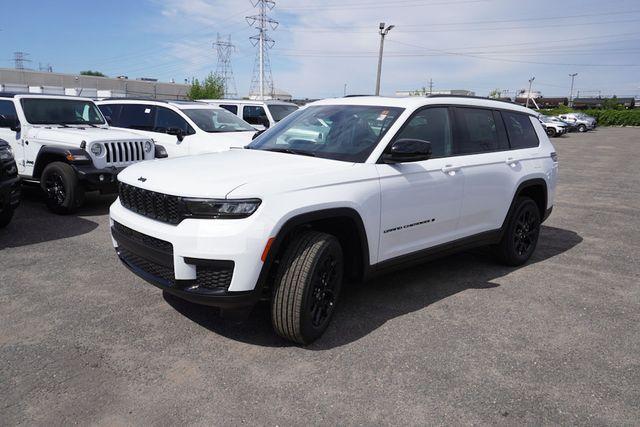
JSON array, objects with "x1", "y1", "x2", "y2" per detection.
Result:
[
  {"x1": 247, "y1": 0, "x2": 278, "y2": 100},
  {"x1": 13, "y1": 51, "x2": 31, "y2": 70},
  {"x1": 213, "y1": 33, "x2": 238, "y2": 99}
]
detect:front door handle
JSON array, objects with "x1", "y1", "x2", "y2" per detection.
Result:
[
  {"x1": 505, "y1": 157, "x2": 520, "y2": 167},
  {"x1": 441, "y1": 165, "x2": 461, "y2": 175}
]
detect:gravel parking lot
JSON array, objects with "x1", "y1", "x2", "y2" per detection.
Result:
[{"x1": 1, "y1": 127, "x2": 638, "y2": 425}]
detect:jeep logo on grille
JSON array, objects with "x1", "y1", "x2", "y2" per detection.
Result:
[{"x1": 138, "y1": 177, "x2": 147, "y2": 182}]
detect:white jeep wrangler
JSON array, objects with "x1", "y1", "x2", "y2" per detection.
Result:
[
  {"x1": 110, "y1": 96, "x2": 558, "y2": 344},
  {"x1": 0, "y1": 94, "x2": 157, "y2": 213}
]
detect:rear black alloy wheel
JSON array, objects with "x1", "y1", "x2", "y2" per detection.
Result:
[
  {"x1": 495, "y1": 197, "x2": 541, "y2": 266},
  {"x1": 546, "y1": 127, "x2": 556, "y2": 137},
  {"x1": 272, "y1": 231, "x2": 344, "y2": 345}
]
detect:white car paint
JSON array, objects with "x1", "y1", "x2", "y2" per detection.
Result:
[
  {"x1": 110, "y1": 96, "x2": 558, "y2": 296},
  {"x1": 96, "y1": 100, "x2": 256, "y2": 158}
]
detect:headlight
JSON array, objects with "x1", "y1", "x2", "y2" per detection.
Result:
[
  {"x1": 90, "y1": 143, "x2": 103, "y2": 156},
  {"x1": 144, "y1": 141, "x2": 153, "y2": 153},
  {"x1": 0, "y1": 146, "x2": 14, "y2": 161},
  {"x1": 183, "y1": 198, "x2": 261, "y2": 219}
]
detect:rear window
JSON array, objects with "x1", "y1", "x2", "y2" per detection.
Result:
[
  {"x1": 502, "y1": 112, "x2": 539, "y2": 149},
  {"x1": 219, "y1": 104, "x2": 238, "y2": 115},
  {"x1": 453, "y1": 107, "x2": 508, "y2": 154}
]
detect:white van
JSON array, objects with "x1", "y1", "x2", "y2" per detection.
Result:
[
  {"x1": 97, "y1": 99, "x2": 257, "y2": 157},
  {"x1": 200, "y1": 99, "x2": 298, "y2": 130}
]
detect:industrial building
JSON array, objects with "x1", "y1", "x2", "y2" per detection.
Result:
[{"x1": 0, "y1": 68, "x2": 189, "y2": 100}]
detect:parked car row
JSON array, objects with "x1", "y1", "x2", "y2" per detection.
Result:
[
  {"x1": 0, "y1": 93, "x2": 299, "y2": 217},
  {"x1": 537, "y1": 112, "x2": 597, "y2": 137}
]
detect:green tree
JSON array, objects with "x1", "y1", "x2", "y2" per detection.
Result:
[
  {"x1": 80, "y1": 70, "x2": 107, "y2": 77},
  {"x1": 187, "y1": 73, "x2": 224, "y2": 100},
  {"x1": 488, "y1": 88, "x2": 502, "y2": 99}
]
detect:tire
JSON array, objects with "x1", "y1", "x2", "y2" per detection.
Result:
[
  {"x1": 495, "y1": 197, "x2": 541, "y2": 266},
  {"x1": 271, "y1": 231, "x2": 344, "y2": 345},
  {"x1": 545, "y1": 127, "x2": 556, "y2": 137},
  {"x1": 0, "y1": 207, "x2": 14, "y2": 228},
  {"x1": 41, "y1": 162, "x2": 85, "y2": 214},
  {"x1": 577, "y1": 124, "x2": 587, "y2": 132}
]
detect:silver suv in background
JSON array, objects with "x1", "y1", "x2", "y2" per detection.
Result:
[
  {"x1": 200, "y1": 99, "x2": 299, "y2": 130},
  {"x1": 559, "y1": 113, "x2": 596, "y2": 132}
]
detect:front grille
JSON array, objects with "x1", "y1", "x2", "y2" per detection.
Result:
[
  {"x1": 113, "y1": 221, "x2": 173, "y2": 253},
  {"x1": 119, "y1": 248, "x2": 175, "y2": 284},
  {"x1": 105, "y1": 141, "x2": 146, "y2": 166},
  {"x1": 119, "y1": 182, "x2": 181, "y2": 224},
  {"x1": 196, "y1": 266, "x2": 234, "y2": 290}
]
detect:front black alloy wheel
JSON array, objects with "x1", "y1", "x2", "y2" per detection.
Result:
[
  {"x1": 272, "y1": 231, "x2": 344, "y2": 345},
  {"x1": 495, "y1": 197, "x2": 541, "y2": 266},
  {"x1": 41, "y1": 162, "x2": 84, "y2": 214}
]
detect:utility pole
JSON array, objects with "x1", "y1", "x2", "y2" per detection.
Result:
[
  {"x1": 428, "y1": 78, "x2": 433, "y2": 95},
  {"x1": 213, "y1": 33, "x2": 238, "y2": 99},
  {"x1": 343, "y1": 83, "x2": 347, "y2": 96},
  {"x1": 525, "y1": 76, "x2": 535, "y2": 108},
  {"x1": 568, "y1": 73, "x2": 578, "y2": 107},
  {"x1": 375, "y1": 22, "x2": 394, "y2": 96},
  {"x1": 247, "y1": 0, "x2": 278, "y2": 100}
]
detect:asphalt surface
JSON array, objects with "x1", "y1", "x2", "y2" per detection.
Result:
[{"x1": 1, "y1": 128, "x2": 639, "y2": 425}]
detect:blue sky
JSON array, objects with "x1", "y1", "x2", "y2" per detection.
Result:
[{"x1": 2, "y1": 0, "x2": 640, "y2": 99}]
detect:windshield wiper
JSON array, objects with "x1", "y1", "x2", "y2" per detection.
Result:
[{"x1": 264, "y1": 147, "x2": 316, "y2": 157}]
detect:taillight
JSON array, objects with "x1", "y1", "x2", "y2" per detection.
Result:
[{"x1": 550, "y1": 152, "x2": 558, "y2": 163}]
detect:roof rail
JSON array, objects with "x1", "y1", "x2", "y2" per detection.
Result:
[{"x1": 426, "y1": 94, "x2": 519, "y2": 106}]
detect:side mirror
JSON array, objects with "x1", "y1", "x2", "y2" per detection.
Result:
[
  {"x1": 166, "y1": 127, "x2": 185, "y2": 142},
  {"x1": 252, "y1": 129, "x2": 266, "y2": 140},
  {"x1": 382, "y1": 139, "x2": 432, "y2": 164},
  {"x1": 260, "y1": 116, "x2": 270, "y2": 128},
  {"x1": 10, "y1": 120, "x2": 21, "y2": 133},
  {"x1": 0, "y1": 115, "x2": 20, "y2": 132}
]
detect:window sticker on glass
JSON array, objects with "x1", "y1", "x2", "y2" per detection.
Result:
[
  {"x1": 144, "y1": 108, "x2": 151, "y2": 114},
  {"x1": 377, "y1": 110, "x2": 389, "y2": 121}
]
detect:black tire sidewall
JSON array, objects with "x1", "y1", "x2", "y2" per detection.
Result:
[
  {"x1": 298, "y1": 238, "x2": 344, "y2": 343},
  {"x1": 578, "y1": 124, "x2": 586, "y2": 132},
  {"x1": 546, "y1": 127, "x2": 555, "y2": 137},
  {"x1": 41, "y1": 162, "x2": 83, "y2": 214},
  {"x1": 504, "y1": 198, "x2": 541, "y2": 265}
]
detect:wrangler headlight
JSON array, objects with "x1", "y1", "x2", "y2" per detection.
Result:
[
  {"x1": 90, "y1": 143, "x2": 103, "y2": 156},
  {"x1": 144, "y1": 140, "x2": 153, "y2": 153},
  {"x1": 0, "y1": 146, "x2": 14, "y2": 161},
  {"x1": 183, "y1": 198, "x2": 261, "y2": 219}
]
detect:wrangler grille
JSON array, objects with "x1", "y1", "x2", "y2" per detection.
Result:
[
  {"x1": 118, "y1": 182, "x2": 181, "y2": 224},
  {"x1": 105, "y1": 141, "x2": 147, "y2": 166}
]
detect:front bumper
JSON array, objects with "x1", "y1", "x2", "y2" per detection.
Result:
[
  {"x1": 73, "y1": 164, "x2": 125, "y2": 193},
  {"x1": 0, "y1": 175, "x2": 21, "y2": 213},
  {"x1": 109, "y1": 199, "x2": 269, "y2": 308}
]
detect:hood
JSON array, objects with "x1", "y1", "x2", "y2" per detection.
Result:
[
  {"x1": 28, "y1": 126, "x2": 150, "y2": 147},
  {"x1": 118, "y1": 148, "x2": 355, "y2": 198},
  {"x1": 206, "y1": 131, "x2": 255, "y2": 149}
]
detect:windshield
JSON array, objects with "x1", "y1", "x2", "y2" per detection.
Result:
[
  {"x1": 183, "y1": 108, "x2": 255, "y2": 133},
  {"x1": 268, "y1": 104, "x2": 299, "y2": 122},
  {"x1": 21, "y1": 98, "x2": 106, "y2": 125},
  {"x1": 248, "y1": 105, "x2": 404, "y2": 162}
]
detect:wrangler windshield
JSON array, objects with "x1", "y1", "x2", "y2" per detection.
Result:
[
  {"x1": 21, "y1": 98, "x2": 106, "y2": 125},
  {"x1": 248, "y1": 105, "x2": 403, "y2": 162}
]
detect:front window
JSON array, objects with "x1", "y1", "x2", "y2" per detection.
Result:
[
  {"x1": 183, "y1": 108, "x2": 255, "y2": 133},
  {"x1": 248, "y1": 105, "x2": 403, "y2": 162},
  {"x1": 21, "y1": 98, "x2": 105, "y2": 125},
  {"x1": 268, "y1": 104, "x2": 298, "y2": 122}
]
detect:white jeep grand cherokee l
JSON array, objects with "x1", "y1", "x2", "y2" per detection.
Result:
[{"x1": 110, "y1": 96, "x2": 558, "y2": 344}]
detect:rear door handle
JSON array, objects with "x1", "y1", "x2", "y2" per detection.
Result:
[{"x1": 441, "y1": 165, "x2": 461, "y2": 175}]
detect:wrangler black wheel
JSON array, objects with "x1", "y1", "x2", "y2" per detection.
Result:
[
  {"x1": 41, "y1": 162, "x2": 84, "y2": 214},
  {"x1": 495, "y1": 197, "x2": 541, "y2": 266},
  {"x1": 272, "y1": 231, "x2": 343, "y2": 345}
]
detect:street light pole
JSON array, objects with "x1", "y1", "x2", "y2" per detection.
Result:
[
  {"x1": 568, "y1": 73, "x2": 578, "y2": 107},
  {"x1": 375, "y1": 22, "x2": 394, "y2": 96},
  {"x1": 525, "y1": 76, "x2": 535, "y2": 108}
]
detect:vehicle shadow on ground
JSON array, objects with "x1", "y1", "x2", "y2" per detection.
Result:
[
  {"x1": 0, "y1": 186, "x2": 115, "y2": 249},
  {"x1": 164, "y1": 225, "x2": 583, "y2": 349}
]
